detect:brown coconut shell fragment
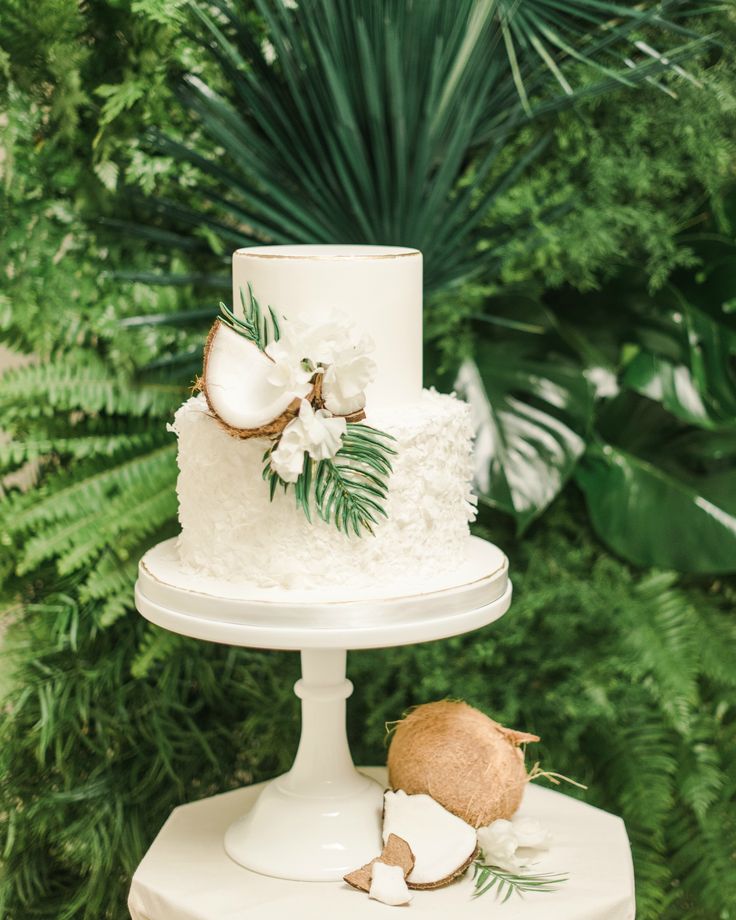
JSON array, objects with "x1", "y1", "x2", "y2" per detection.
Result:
[
  {"x1": 344, "y1": 834, "x2": 415, "y2": 893},
  {"x1": 407, "y1": 845, "x2": 479, "y2": 891},
  {"x1": 387, "y1": 700, "x2": 540, "y2": 828}
]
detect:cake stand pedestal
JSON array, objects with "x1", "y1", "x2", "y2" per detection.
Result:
[{"x1": 134, "y1": 536, "x2": 511, "y2": 882}]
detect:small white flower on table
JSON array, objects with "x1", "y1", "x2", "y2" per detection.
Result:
[{"x1": 476, "y1": 815, "x2": 552, "y2": 872}]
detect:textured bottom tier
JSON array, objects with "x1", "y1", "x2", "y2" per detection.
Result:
[{"x1": 172, "y1": 390, "x2": 476, "y2": 590}]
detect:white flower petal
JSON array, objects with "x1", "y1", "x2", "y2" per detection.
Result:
[
  {"x1": 477, "y1": 819, "x2": 521, "y2": 871},
  {"x1": 511, "y1": 816, "x2": 552, "y2": 851}
]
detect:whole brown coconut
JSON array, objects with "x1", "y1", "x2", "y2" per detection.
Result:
[{"x1": 387, "y1": 700, "x2": 540, "y2": 828}]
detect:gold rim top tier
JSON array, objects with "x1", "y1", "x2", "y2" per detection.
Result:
[{"x1": 234, "y1": 244, "x2": 420, "y2": 260}]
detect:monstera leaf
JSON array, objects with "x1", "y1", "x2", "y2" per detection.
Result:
[
  {"x1": 576, "y1": 394, "x2": 736, "y2": 573},
  {"x1": 622, "y1": 300, "x2": 736, "y2": 429},
  {"x1": 456, "y1": 340, "x2": 594, "y2": 532},
  {"x1": 561, "y1": 258, "x2": 736, "y2": 572}
]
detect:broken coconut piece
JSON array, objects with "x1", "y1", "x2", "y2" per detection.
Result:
[
  {"x1": 370, "y1": 862, "x2": 413, "y2": 907},
  {"x1": 344, "y1": 833, "x2": 415, "y2": 892},
  {"x1": 201, "y1": 320, "x2": 307, "y2": 436},
  {"x1": 383, "y1": 790, "x2": 478, "y2": 890},
  {"x1": 387, "y1": 701, "x2": 540, "y2": 827}
]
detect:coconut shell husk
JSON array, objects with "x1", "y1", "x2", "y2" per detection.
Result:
[
  {"x1": 407, "y1": 844, "x2": 479, "y2": 891},
  {"x1": 387, "y1": 701, "x2": 540, "y2": 828},
  {"x1": 344, "y1": 833, "x2": 415, "y2": 892},
  {"x1": 311, "y1": 371, "x2": 367, "y2": 424},
  {"x1": 199, "y1": 320, "x2": 365, "y2": 439}
]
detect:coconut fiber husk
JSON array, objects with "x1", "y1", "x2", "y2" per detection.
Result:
[
  {"x1": 387, "y1": 700, "x2": 540, "y2": 828},
  {"x1": 309, "y1": 371, "x2": 366, "y2": 423},
  {"x1": 344, "y1": 833, "x2": 415, "y2": 892}
]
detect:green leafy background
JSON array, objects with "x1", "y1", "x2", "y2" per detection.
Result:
[{"x1": 0, "y1": 1, "x2": 735, "y2": 917}]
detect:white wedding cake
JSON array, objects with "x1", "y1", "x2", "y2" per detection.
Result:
[{"x1": 171, "y1": 245, "x2": 477, "y2": 590}]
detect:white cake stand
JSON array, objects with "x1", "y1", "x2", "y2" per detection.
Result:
[{"x1": 135, "y1": 535, "x2": 511, "y2": 883}]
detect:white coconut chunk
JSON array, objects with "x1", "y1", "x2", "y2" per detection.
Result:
[
  {"x1": 383, "y1": 790, "x2": 477, "y2": 888},
  {"x1": 369, "y1": 861, "x2": 413, "y2": 906},
  {"x1": 204, "y1": 322, "x2": 296, "y2": 430}
]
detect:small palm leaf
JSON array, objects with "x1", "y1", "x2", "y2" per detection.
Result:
[
  {"x1": 263, "y1": 422, "x2": 396, "y2": 536},
  {"x1": 218, "y1": 285, "x2": 280, "y2": 351},
  {"x1": 472, "y1": 860, "x2": 569, "y2": 901}
]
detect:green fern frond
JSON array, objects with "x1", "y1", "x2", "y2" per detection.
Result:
[
  {"x1": 56, "y1": 487, "x2": 178, "y2": 576},
  {"x1": 667, "y1": 789, "x2": 736, "y2": 916},
  {"x1": 80, "y1": 555, "x2": 139, "y2": 604},
  {"x1": 95, "y1": 592, "x2": 135, "y2": 628},
  {"x1": 0, "y1": 358, "x2": 181, "y2": 420},
  {"x1": 131, "y1": 626, "x2": 185, "y2": 679},
  {"x1": 622, "y1": 573, "x2": 700, "y2": 732},
  {"x1": 0, "y1": 431, "x2": 166, "y2": 471},
  {"x1": 675, "y1": 735, "x2": 723, "y2": 822},
  {"x1": 6, "y1": 444, "x2": 176, "y2": 535}
]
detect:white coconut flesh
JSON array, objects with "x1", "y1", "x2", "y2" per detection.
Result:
[
  {"x1": 204, "y1": 322, "x2": 296, "y2": 430},
  {"x1": 369, "y1": 862, "x2": 413, "y2": 906},
  {"x1": 383, "y1": 790, "x2": 477, "y2": 887}
]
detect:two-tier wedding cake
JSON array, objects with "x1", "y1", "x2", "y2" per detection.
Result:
[{"x1": 171, "y1": 245, "x2": 477, "y2": 591}]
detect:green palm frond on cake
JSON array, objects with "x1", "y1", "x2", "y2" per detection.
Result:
[
  {"x1": 263, "y1": 423, "x2": 396, "y2": 537},
  {"x1": 218, "y1": 285, "x2": 281, "y2": 353}
]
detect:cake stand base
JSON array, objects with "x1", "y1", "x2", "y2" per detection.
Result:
[
  {"x1": 223, "y1": 648, "x2": 384, "y2": 881},
  {"x1": 224, "y1": 768, "x2": 383, "y2": 881},
  {"x1": 128, "y1": 769, "x2": 636, "y2": 920},
  {"x1": 135, "y1": 536, "x2": 512, "y2": 882}
]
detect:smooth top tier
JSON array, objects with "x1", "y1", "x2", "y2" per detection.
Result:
[{"x1": 232, "y1": 245, "x2": 423, "y2": 408}]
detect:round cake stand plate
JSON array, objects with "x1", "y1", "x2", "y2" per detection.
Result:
[
  {"x1": 134, "y1": 536, "x2": 512, "y2": 883},
  {"x1": 128, "y1": 769, "x2": 636, "y2": 920},
  {"x1": 135, "y1": 535, "x2": 510, "y2": 651}
]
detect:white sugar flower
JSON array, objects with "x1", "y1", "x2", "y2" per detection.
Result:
[
  {"x1": 269, "y1": 420, "x2": 307, "y2": 483},
  {"x1": 292, "y1": 315, "x2": 368, "y2": 368},
  {"x1": 270, "y1": 400, "x2": 347, "y2": 482},
  {"x1": 511, "y1": 816, "x2": 552, "y2": 851},
  {"x1": 266, "y1": 312, "x2": 376, "y2": 416},
  {"x1": 297, "y1": 399, "x2": 346, "y2": 460},
  {"x1": 322, "y1": 352, "x2": 376, "y2": 415},
  {"x1": 476, "y1": 820, "x2": 520, "y2": 872},
  {"x1": 264, "y1": 338, "x2": 313, "y2": 399},
  {"x1": 477, "y1": 816, "x2": 551, "y2": 872}
]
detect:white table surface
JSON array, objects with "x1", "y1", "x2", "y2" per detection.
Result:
[{"x1": 128, "y1": 767, "x2": 635, "y2": 920}]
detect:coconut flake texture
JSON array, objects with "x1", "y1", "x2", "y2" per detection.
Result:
[
  {"x1": 387, "y1": 701, "x2": 540, "y2": 828},
  {"x1": 383, "y1": 790, "x2": 478, "y2": 889},
  {"x1": 171, "y1": 389, "x2": 477, "y2": 590}
]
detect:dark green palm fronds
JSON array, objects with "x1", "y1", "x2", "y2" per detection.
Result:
[{"x1": 119, "y1": 0, "x2": 707, "y2": 295}]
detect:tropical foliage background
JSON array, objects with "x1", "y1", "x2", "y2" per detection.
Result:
[{"x1": 1, "y1": 1, "x2": 735, "y2": 917}]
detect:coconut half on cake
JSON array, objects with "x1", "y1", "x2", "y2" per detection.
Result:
[{"x1": 201, "y1": 320, "x2": 307, "y2": 438}]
